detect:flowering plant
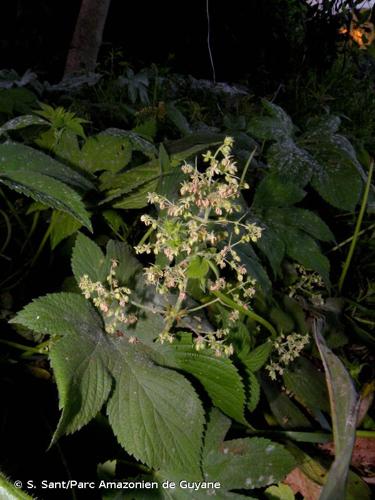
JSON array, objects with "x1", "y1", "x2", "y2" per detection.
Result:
[
  {"x1": 133, "y1": 137, "x2": 264, "y2": 355},
  {"x1": 78, "y1": 138, "x2": 265, "y2": 356}
]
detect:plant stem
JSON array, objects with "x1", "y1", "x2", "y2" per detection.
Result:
[
  {"x1": 130, "y1": 300, "x2": 162, "y2": 314},
  {"x1": 240, "y1": 147, "x2": 256, "y2": 186},
  {"x1": 246, "y1": 429, "x2": 375, "y2": 442},
  {"x1": 0, "y1": 338, "x2": 50, "y2": 354},
  {"x1": 329, "y1": 223, "x2": 375, "y2": 252},
  {"x1": 187, "y1": 296, "x2": 221, "y2": 313},
  {"x1": 137, "y1": 225, "x2": 154, "y2": 246},
  {"x1": 212, "y1": 290, "x2": 278, "y2": 338},
  {"x1": 0, "y1": 209, "x2": 12, "y2": 254},
  {"x1": 338, "y1": 160, "x2": 374, "y2": 293}
]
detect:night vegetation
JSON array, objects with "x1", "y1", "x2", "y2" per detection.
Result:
[{"x1": 0, "y1": 1, "x2": 374, "y2": 499}]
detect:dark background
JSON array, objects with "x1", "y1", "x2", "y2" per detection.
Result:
[{"x1": 0, "y1": 0, "x2": 340, "y2": 84}]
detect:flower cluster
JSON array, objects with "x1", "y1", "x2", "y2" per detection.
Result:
[
  {"x1": 265, "y1": 332, "x2": 310, "y2": 380},
  {"x1": 135, "y1": 138, "x2": 263, "y2": 355},
  {"x1": 79, "y1": 259, "x2": 137, "y2": 335},
  {"x1": 288, "y1": 264, "x2": 325, "y2": 306}
]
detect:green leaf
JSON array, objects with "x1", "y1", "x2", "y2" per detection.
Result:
[
  {"x1": 262, "y1": 101, "x2": 294, "y2": 135},
  {"x1": 105, "y1": 240, "x2": 143, "y2": 293},
  {"x1": 12, "y1": 293, "x2": 205, "y2": 477},
  {"x1": 272, "y1": 226, "x2": 330, "y2": 283},
  {"x1": 133, "y1": 117, "x2": 157, "y2": 139},
  {"x1": 10, "y1": 293, "x2": 112, "y2": 437},
  {"x1": 71, "y1": 232, "x2": 110, "y2": 284},
  {"x1": 262, "y1": 379, "x2": 312, "y2": 429},
  {"x1": 165, "y1": 133, "x2": 223, "y2": 165},
  {"x1": 187, "y1": 256, "x2": 210, "y2": 279},
  {"x1": 165, "y1": 102, "x2": 191, "y2": 136},
  {"x1": 0, "y1": 114, "x2": 48, "y2": 136},
  {"x1": 106, "y1": 349, "x2": 204, "y2": 478},
  {"x1": 35, "y1": 129, "x2": 83, "y2": 167},
  {"x1": 79, "y1": 134, "x2": 132, "y2": 173},
  {"x1": 274, "y1": 208, "x2": 334, "y2": 242},
  {"x1": 100, "y1": 160, "x2": 159, "y2": 198},
  {"x1": 103, "y1": 128, "x2": 157, "y2": 158},
  {"x1": 203, "y1": 408, "x2": 232, "y2": 456},
  {"x1": 160, "y1": 343, "x2": 247, "y2": 425},
  {"x1": 307, "y1": 134, "x2": 362, "y2": 211},
  {"x1": 0, "y1": 87, "x2": 38, "y2": 115},
  {"x1": 235, "y1": 243, "x2": 271, "y2": 293},
  {"x1": 283, "y1": 357, "x2": 330, "y2": 413},
  {"x1": 240, "y1": 341, "x2": 273, "y2": 372},
  {"x1": 267, "y1": 138, "x2": 317, "y2": 187},
  {"x1": 112, "y1": 178, "x2": 159, "y2": 209},
  {"x1": 203, "y1": 412, "x2": 296, "y2": 490},
  {"x1": 252, "y1": 173, "x2": 306, "y2": 208},
  {"x1": 100, "y1": 160, "x2": 160, "y2": 209},
  {"x1": 306, "y1": 115, "x2": 341, "y2": 135},
  {"x1": 247, "y1": 101, "x2": 294, "y2": 141},
  {"x1": 247, "y1": 370, "x2": 261, "y2": 412},
  {"x1": 102, "y1": 209, "x2": 127, "y2": 237},
  {"x1": 256, "y1": 224, "x2": 285, "y2": 276},
  {"x1": 0, "y1": 471, "x2": 34, "y2": 499},
  {"x1": 313, "y1": 319, "x2": 360, "y2": 500},
  {"x1": 0, "y1": 171, "x2": 92, "y2": 230},
  {"x1": 0, "y1": 142, "x2": 94, "y2": 192},
  {"x1": 265, "y1": 483, "x2": 295, "y2": 500},
  {"x1": 49, "y1": 210, "x2": 83, "y2": 249}
]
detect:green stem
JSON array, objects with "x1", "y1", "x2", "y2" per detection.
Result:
[
  {"x1": 329, "y1": 223, "x2": 375, "y2": 252},
  {"x1": 137, "y1": 225, "x2": 154, "y2": 246},
  {"x1": 212, "y1": 290, "x2": 278, "y2": 338},
  {"x1": 0, "y1": 208, "x2": 12, "y2": 254},
  {"x1": 338, "y1": 161, "x2": 374, "y2": 293},
  {"x1": 187, "y1": 296, "x2": 221, "y2": 313},
  {"x1": 246, "y1": 429, "x2": 375, "y2": 443},
  {"x1": 0, "y1": 339, "x2": 38, "y2": 352},
  {"x1": 240, "y1": 147, "x2": 256, "y2": 186},
  {"x1": 356, "y1": 430, "x2": 375, "y2": 438},
  {"x1": 0, "y1": 338, "x2": 50, "y2": 354},
  {"x1": 130, "y1": 300, "x2": 162, "y2": 314}
]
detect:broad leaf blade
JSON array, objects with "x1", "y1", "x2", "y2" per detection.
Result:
[
  {"x1": 204, "y1": 435, "x2": 296, "y2": 490},
  {"x1": 162, "y1": 344, "x2": 247, "y2": 425},
  {"x1": 107, "y1": 345, "x2": 204, "y2": 478},
  {"x1": 10, "y1": 293, "x2": 112, "y2": 439},
  {"x1": 80, "y1": 134, "x2": 132, "y2": 173},
  {"x1": 12, "y1": 292, "x2": 205, "y2": 477},
  {"x1": 307, "y1": 135, "x2": 362, "y2": 211},
  {"x1": 271, "y1": 226, "x2": 330, "y2": 283},
  {"x1": 0, "y1": 142, "x2": 94, "y2": 191},
  {"x1": 72, "y1": 232, "x2": 110, "y2": 283},
  {"x1": 50, "y1": 211, "x2": 83, "y2": 249},
  {"x1": 276, "y1": 208, "x2": 334, "y2": 242},
  {"x1": 252, "y1": 173, "x2": 306, "y2": 208},
  {"x1": 267, "y1": 139, "x2": 317, "y2": 187},
  {"x1": 313, "y1": 319, "x2": 360, "y2": 500},
  {"x1": 0, "y1": 114, "x2": 48, "y2": 136},
  {"x1": 0, "y1": 171, "x2": 92, "y2": 230}
]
